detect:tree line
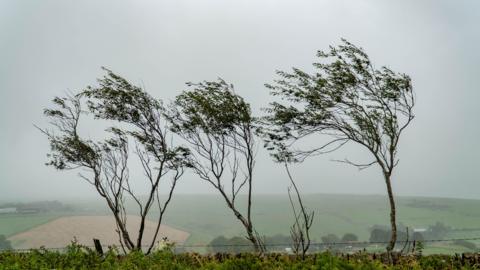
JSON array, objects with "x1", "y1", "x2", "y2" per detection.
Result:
[{"x1": 38, "y1": 40, "x2": 415, "y2": 257}]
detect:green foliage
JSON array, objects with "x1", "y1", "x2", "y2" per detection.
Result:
[
  {"x1": 369, "y1": 227, "x2": 409, "y2": 244},
  {"x1": 261, "y1": 39, "x2": 416, "y2": 253},
  {"x1": 38, "y1": 69, "x2": 191, "y2": 253},
  {"x1": 1, "y1": 247, "x2": 480, "y2": 269},
  {"x1": 321, "y1": 233, "x2": 340, "y2": 244},
  {"x1": 342, "y1": 233, "x2": 359, "y2": 242},
  {"x1": 170, "y1": 79, "x2": 252, "y2": 135},
  {"x1": 168, "y1": 78, "x2": 263, "y2": 252},
  {"x1": 207, "y1": 236, "x2": 254, "y2": 254},
  {"x1": 370, "y1": 228, "x2": 390, "y2": 243},
  {"x1": 262, "y1": 38, "x2": 415, "y2": 165}
]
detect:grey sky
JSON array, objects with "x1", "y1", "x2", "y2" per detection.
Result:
[{"x1": 1, "y1": 0, "x2": 479, "y2": 201}]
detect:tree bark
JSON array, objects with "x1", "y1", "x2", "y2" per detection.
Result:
[{"x1": 384, "y1": 172, "x2": 397, "y2": 253}]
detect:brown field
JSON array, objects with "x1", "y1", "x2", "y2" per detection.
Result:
[{"x1": 8, "y1": 215, "x2": 190, "y2": 250}]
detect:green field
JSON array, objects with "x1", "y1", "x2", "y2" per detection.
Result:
[
  {"x1": 2, "y1": 194, "x2": 480, "y2": 253},
  {"x1": 158, "y1": 194, "x2": 480, "y2": 245},
  {"x1": 0, "y1": 213, "x2": 63, "y2": 237}
]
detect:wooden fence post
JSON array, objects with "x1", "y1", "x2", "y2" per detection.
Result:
[{"x1": 93, "y1": 238, "x2": 104, "y2": 256}]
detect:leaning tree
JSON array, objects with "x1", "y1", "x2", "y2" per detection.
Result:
[
  {"x1": 262, "y1": 39, "x2": 415, "y2": 253},
  {"x1": 38, "y1": 69, "x2": 190, "y2": 254},
  {"x1": 168, "y1": 79, "x2": 265, "y2": 252}
]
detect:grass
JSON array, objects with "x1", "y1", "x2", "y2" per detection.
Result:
[
  {"x1": 159, "y1": 194, "x2": 480, "y2": 241},
  {"x1": 0, "y1": 213, "x2": 62, "y2": 237},
  {"x1": 159, "y1": 194, "x2": 480, "y2": 254}
]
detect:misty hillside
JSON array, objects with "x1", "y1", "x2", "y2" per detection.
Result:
[{"x1": 3, "y1": 194, "x2": 480, "y2": 254}]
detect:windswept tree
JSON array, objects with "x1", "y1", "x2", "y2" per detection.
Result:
[
  {"x1": 262, "y1": 39, "x2": 415, "y2": 253},
  {"x1": 38, "y1": 69, "x2": 190, "y2": 254},
  {"x1": 168, "y1": 79, "x2": 265, "y2": 252}
]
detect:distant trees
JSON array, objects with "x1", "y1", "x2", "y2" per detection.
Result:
[
  {"x1": 341, "y1": 233, "x2": 358, "y2": 242},
  {"x1": 369, "y1": 225, "x2": 411, "y2": 245},
  {"x1": 369, "y1": 228, "x2": 391, "y2": 243},
  {"x1": 168, "y1": 79, "x2": 265, "y2": 253},
  {"x1": 38, "y1": 69, "x2": 190, "y2": 254},
  {"x1": 262, "y1": 39, "x2": 415, "y2": 253},
  {"x1": 321, "y1": 233, "x2": 340, "y2": 245},
  {"x1": 208, "y1": 236, "x2": 254, "y2": 253}
]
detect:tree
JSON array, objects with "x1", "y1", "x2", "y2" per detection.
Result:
[
  {"x1": 341, "y1": 233, "x2": 358, "y2": 243},
  {"x1": 412, "y1": 232, "x2": 424, "y2": 242},
  {"x1": 168, "y1": 79, "x2": 265, "y2": 253},
  {"x1": 321, "y1": 233, "x2": 340, "y2": 249},
  {"x1": 208, "y1": 235, "x2": 254, "y2": 254},
  {"x1": 285, "y1": 163, "x2": 314, "y2": 259},
  {"x1": 38, "y1": 69, "x2": 190, "y2": 254},
  {"x1": 369, "y1": 228, "x2": 389, "y2": 243},
  {"x1": 208, "y1": 236, "x2": 229, "y2": 253},
  {"x1": 262, "y1": 39, "x2": 415, "y2": 253}
]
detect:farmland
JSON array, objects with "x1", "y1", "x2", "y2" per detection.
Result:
[
  {"x1": 7, "y1": 216, "x2": 190, "y2": 250},
  {"x1": 2, "y1": 194, "x2": 480, "y2": 253},
  {"x1": 0, "y1": 213, "x2": 63, "y2": 237},
  {"x1": 158, "y1": 194, "x2": 480, "y2": 249}
]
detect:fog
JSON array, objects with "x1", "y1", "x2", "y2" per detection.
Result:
[{"x1": 1, "y1": 0, "x2": 479, "y2": 201}]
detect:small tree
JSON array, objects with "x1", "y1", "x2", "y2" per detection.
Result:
[
  {"x1": 38, "y1": 69, "x2": 190, "y2": 254},
  {"x1": 263, "y1": 39, "x2": 415, "y2": 253},
  {"x1": 168, "y1": 79, "x2": 265, "y2": 253},
  {"x1": 285, "y1": 163, "x2": 314, "y2": 259}
]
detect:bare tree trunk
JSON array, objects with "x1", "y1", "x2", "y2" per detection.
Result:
[
  {"x1": 218, "y1": 187, "x2": 263, "y2": 253},
  {"x1": 384, "y1": 172, "x2": 397, "y2": 253}
]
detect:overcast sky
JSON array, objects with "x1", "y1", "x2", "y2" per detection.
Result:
[{"x1": 1, "y1": 0, "x2": 479, "y2": 201}]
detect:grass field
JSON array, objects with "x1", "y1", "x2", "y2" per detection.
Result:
[
  {"x1": 157, "y1": 194, "x2": 480, "y2": 245},
  {"x1": 2, "y1": 194, "x2": 480, "y2": 253},
  {"x1": 0, "y1": 213, "x2": 63, "y2": 237}
]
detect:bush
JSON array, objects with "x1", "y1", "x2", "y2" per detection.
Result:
[{"x1": 1, "y1": 244, "x2": 480, "y2": 269}]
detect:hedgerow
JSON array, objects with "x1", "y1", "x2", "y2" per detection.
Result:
[{"x1": 1, "y1": 243, "x2": 479, "y2": 269}]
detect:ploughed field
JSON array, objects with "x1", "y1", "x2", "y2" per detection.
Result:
[{"x1": 6, "y1": 215, "x2": 190, "y2": 250}]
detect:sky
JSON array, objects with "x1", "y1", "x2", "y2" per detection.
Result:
[{"x1": 0, "y1": 0, "x2": 479, "y2": 201}]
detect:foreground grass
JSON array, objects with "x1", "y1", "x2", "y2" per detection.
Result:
[{"x1": 1, "y1": 245, "x2": 480, "y2": 270}]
